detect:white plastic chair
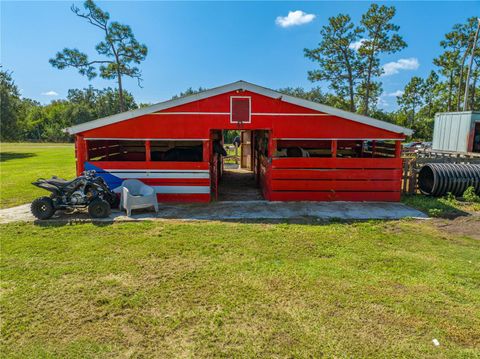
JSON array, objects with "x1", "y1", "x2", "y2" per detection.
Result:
[{"x1": 120, "y1": 179, "x2": 159, "y2": 217}]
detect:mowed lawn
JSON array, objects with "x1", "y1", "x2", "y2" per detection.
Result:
[
  {"x1": 1, "y1": 220, "x2": 479, "y2": 358},
  {"x1": 0, "y1": 143, "x2": 76, "y2": 208},
  {"x1": 1, "y1": 143, "x2": 479, "y2": 357}
]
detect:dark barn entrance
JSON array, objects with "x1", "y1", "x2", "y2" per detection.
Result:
[{"x1": 212, "y1": 130, "x2": 268, "y2": 201}]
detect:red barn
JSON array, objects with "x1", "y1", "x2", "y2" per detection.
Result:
[{"x1": 66, "y1": 81, "x2": 412, "y2": 203}]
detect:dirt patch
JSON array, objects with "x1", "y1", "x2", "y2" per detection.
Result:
[{"x1": 429, "y1": 214, "x2": 480, "y2": 240}]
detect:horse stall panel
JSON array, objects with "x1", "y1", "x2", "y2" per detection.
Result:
[
  {"x1": 257, "y1": 155, "x2": 271, "y2": 200},
  {"x1": 270, "y1": 157, "x2": 402, "y2": 201},
  {"x1": 84, "y1": 160, "x2": 211, "y2": 203}
]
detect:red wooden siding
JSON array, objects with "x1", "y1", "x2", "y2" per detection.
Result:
[
  {"x1": 269, "y1": 158, "x2": 402, "y2": 202},
  {"x1": 81, "y1": 90, "x2": 404, "y2": 140}
]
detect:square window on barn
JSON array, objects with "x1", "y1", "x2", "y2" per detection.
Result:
[
  {"x1": 230, "y1": 97, "x2": 251, "y2": 124},
  {"x1": 87, "y1": 140, "x2": 146, "y2": 161}
]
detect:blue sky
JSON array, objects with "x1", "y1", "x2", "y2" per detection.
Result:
[{"x1": 1, "y1": 1, "x2": 478, "y2": 110}]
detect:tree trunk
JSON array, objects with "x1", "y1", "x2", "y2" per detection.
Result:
[
  {"x1": 346, "y1": 67, "x2": 355, "y2": 112},
  {"x1": 362, "y1": 36, "x2": 379, "y2": 116},
  {"x1": 341, "y1": 48, "x2": 356, "y2": 112},
  {"x1": 463, "y1": 20, "x2": 480, "y2": 111},
  {"x1": 117, "y1": 72, "x2": 125, "y2": 113},
  {"x1": 447, "y1": 71, "x2": 453, "y2": 111},
  {"x1": 349, "y1": 82, "x2": 355, "y2": 112},
  {"x1": 109, "y1": 39, "x2": 125, "y2": 113},
  {"x1": 470, "y1": 68, "x2": 478, "y2": 109},
  {"x1": 363, "y1": 71, "x2": 372, "y2": 115},
  {"x1": 455, "y1": 49, "x2": 469, "y2": 111}
]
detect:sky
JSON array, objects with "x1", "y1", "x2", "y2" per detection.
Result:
[{"x1": 1, "y1": 1, "x2": 478, "y2": 110}]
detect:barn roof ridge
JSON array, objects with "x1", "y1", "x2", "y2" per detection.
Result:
[{"x1": 65, "y1": 80, "x2": 413, "y2": 136}]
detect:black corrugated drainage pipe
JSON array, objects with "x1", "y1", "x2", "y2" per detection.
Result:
[{"x1": 418, "y1": 163, "x2": 480, "y2": 196}]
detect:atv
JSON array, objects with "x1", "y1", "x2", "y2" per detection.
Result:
[{"x1": 31, "y1": 170, "x2": 119, "y2": 220}]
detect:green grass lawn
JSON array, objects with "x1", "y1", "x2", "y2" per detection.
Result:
[
  {"x1": 1, "y1": 143, "x2": 479, "y2": 357},
  {"x1": 1, "y1": 220, "x2": 479, "y2": 358},
  {"x1": 0, "y1": 143, "x2": 76, "y2": 209},
  {"x1": 402, "y1": 194, "x2": 480, "y2": 218}
]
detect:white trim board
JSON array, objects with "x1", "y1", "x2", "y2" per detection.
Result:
[
  {"x1": 84, "y1": 138, "x2": 208, "y2": 141},
  {"x1": 150, "y1": 112, "x2": 230, "y2": 115},
  {"x1": 103, "y1": 169, "x2": 209, "y2": 173},
  {"x1": 113, "y1": 185, "x2": 211, "y2": 194},
  {"x1": 103, "y1": 170, "x2": 210, "y2": 179},
  {"x1": 275, "y1": 138, "x2": 405, "y2": 141},
  {"x1": 65, "y1": 80, "x2": 413, "y2": 136},
  {"x1": 153, "y1": 186, "x2": 211, "y2": 194}
]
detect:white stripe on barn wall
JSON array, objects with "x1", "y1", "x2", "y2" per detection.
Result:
[
  {"x1": 100, "y1": 169, "x2": 209, "y2": 173},
  {"x1": 113, "y1": 185, "x2": 211, "y2": 194},
  {"x1": 153, "y1": 186, "x2": 211, "y2": 194},
  {"x1": 107, "y1": 171, "x2": 210, "y2": 179}
]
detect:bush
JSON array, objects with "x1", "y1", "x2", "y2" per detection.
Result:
[
  {"x1": 444, "y1": 192, "x2": 456, "y2": 203},
  {"x1": 462, "y1": 186, "x2": 480, "y2": 203}
]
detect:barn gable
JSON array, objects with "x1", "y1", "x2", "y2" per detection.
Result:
[{"x1": 66, "y1": 81, "x2": 412, "y2": 137}]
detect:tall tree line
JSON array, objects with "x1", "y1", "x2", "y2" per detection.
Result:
[
  {"x1": 304, "y1": 4, "x2": 406, "y2": 115},
  {"x1": 303, "y1": 6, "x2": 479, "y2": 139},
  {"x1": 0, "y1": 71, "x2": 137, "y2": 142},
  {"x1": 395, "y1": 17, "x2": 480, "y2": 139}
]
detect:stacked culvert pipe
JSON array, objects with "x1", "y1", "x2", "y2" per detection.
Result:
[{"x1": 418, "y1": 163, "x2": 480, "y2": 197}]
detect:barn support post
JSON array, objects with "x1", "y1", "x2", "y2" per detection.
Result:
[
  {"x1": 75, "y1": 135, "x2": 87, "y2": 176},
  {"x1": 203, "y1": 140, "x2": 210, "y2": 162},
  {"x1": 371, "y1": 140, "x2": 377, "y2": 157},
  {"x1": 395, "y1": 140, "x2": 401, "y2": 158},
  {"x1": 332, "y1": 140, "x2": 338, "y2": 157},
  {"x1": 145, "y1": 140, "x2": 151, "y2": 161},
  {"x1": 268, "y1": 135, "x2": 276, "y2": 158}
]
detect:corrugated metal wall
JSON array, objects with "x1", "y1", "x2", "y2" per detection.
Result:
[{"x1": 432, "y1": 112, "x2": 479, "y2": 152}]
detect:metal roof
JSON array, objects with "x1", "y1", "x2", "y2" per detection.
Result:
[{"x1": 65, "y1": 80, "x2": 413, "y2": 136}]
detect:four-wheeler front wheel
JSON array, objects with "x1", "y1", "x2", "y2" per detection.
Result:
[
  {"x1": 88, "y1": 199, "x2": 111, "y2": 218},
  {"x1": 31, "y1": 197, "x2": 55, "y2": 220},
  {"x1": 106, "y1": 193, "x2": 120, "y2": 209}
]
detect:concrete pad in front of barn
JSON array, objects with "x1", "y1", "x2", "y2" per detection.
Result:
[{"x1": 0, "y1": 201, "x2": 427, "y2": 224}]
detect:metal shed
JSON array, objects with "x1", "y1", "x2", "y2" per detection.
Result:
[
  {"x1": 65, "y1": 81, "x2": 412, "y2": 202},
  {"x1": 432, "y1": 111, "x2": 480, "y2": 153}
]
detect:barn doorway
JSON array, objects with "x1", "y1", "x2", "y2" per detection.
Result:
[{"x1": 212, "y1": 129, "x2": 268, "y2": 201}]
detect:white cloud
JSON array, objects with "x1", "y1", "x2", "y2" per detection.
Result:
[
  {"x1": 378, "y1": 97, "x2": 389, "y2": 108},
  {"x1": 382, "y1": 58, "x2": 419, "y2": 76},
  {"x1": 349, "y1": 39, "x2": 367, "y2": 51},
  {"x1": 386, "y1": 90, "x2": 404, "y2": 97},
  {"x1": 41, "y1": 90, "x2": 59, "y2": 96},
  {"x1": 275, "y1": 10, "x2": 315, "y2": 28}
]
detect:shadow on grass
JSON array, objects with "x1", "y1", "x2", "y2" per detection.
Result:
[
  {"x1": 34, "y1": 219, "x2": 115, "y2": 227},
  {"x1": 0, "y1": 152, "x2": 36, "y2": 162},
  {"x1": 31, "y1": 215, "x2": 402, "y2": 228},
  {"x1": 402, "y1": 194, "x2": 470, "y2": 219}
]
